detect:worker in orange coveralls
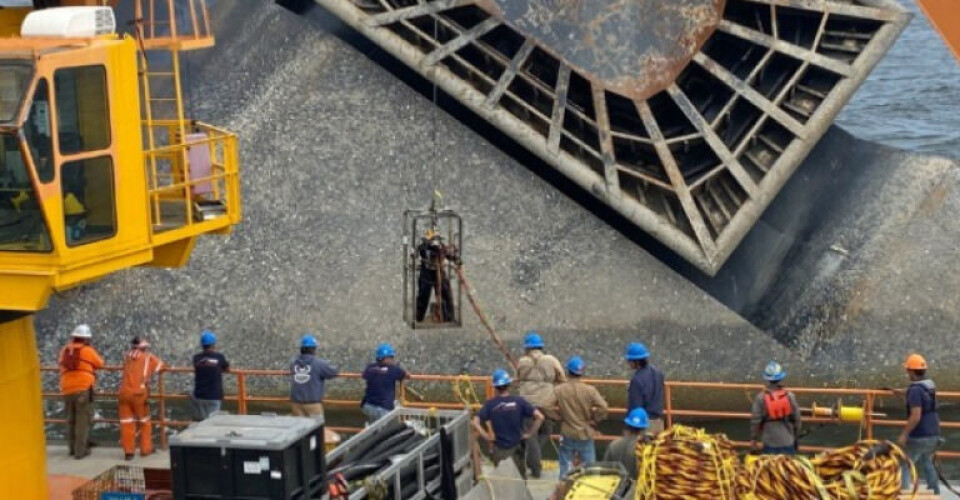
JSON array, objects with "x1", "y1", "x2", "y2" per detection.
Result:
[{"x1": 118, "y1": 336, "x2": 165, "y2": 460}]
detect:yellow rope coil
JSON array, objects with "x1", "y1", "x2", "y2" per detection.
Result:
[
  {"x1": 636, "y1": 426, "x2": 917, "y2": 500},
  {"x1": 635, "y1": 425, "x2": 741, "y2": 500}
]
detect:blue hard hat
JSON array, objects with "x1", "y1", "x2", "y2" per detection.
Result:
[
  {"x1": 624, "y1": 408, "x2": 650, "y2": 430},
  {"x1": 566, "y1": 356, "x2": 586, "y2": 376},
  {"x1": 200, "y1": 330, "x2": 217, "y2": 347},
  {"x1": 376, "y1": 343, "x2": 396, "y2": 360},
  {"x1": 763, "y1": 361, "x2": 786, "y2": 382},
  {"x1": 625, "y1": 342, "x2": 650, "y2": 361},
  {"x1": 491, "y1": 368, "x2": 513, "y2": 388},
  {"x1": 524, "y1": 331, "x2": 545, "y2": 350},
  {"x1": 301, "y1": 334, "x2": 318, "y2": 348}
]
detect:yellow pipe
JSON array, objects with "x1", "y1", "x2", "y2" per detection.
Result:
[{"x1": 0, "y1": 315, "x2": 46, "y2": 500}]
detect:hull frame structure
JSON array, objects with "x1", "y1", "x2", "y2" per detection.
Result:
[{"x1": 314, "y1": 0, "x2": 910, "y2": 275}]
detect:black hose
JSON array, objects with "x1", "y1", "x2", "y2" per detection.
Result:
[
  {"x1": 342, "y1": 419, "x2": 408, "y2": 463},
  {"x1": 357, "y1": 427, "x2": 417, "y2": 461}
]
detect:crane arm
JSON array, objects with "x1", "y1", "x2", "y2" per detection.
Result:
[{"x1": 917, "y1": 0, "x2": 960, "y2": 61}]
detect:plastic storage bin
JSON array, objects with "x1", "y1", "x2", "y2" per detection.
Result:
[{"x1": 170, "y1": 414, "x2": 325, "y2": 500}]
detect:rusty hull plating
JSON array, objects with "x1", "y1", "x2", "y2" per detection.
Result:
[{"x1": 317, "y1": 0, "x2": 910, "y2": 275}]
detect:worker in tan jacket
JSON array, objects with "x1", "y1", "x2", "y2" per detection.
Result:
[
  {"x1": 552, "y1": 356, "x2": 609, "y2": 478},
  {"x1": 516, "y1": 331, "x2": 565, "y2": 478},
  {"x1": 58, "y1": 324, "x2": 105, "y2": 459}
]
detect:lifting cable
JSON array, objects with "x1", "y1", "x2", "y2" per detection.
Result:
[{"x1": 454, "y1": 264, "x2": 519, "y2": 371}]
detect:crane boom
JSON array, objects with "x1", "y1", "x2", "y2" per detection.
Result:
[{"x1": 917, "y1": 0, "x2": 960, "y2": 61}]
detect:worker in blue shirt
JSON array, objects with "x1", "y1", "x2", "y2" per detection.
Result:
[
  {"x1": 190, "y1": 330, "x2": 230, "y2": 421},
  {"x1": 898, "y1": 354, "x2": 941, "y2": 495},
  {"x1": 472, "y1": 369, "x2": 544, "y2": 479},
  {"x1": 289, "y1": 334, "x2": 338, "y2": 420},
  {"x1": 625, "y1": 342, "x2": 665, "y2": 434},
  {"x1": 361, "y1": 343, "x2": 410, "y2": 423}
]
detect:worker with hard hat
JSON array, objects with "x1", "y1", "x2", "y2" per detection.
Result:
[
  {"x1": 190, "y1": 330, "x2": 230, "y2": 421},
  {"x1": 472, "y1": 369, "x2": 545, "y2": 479},
  {"x1": 289, "y1": 334, "x2": 339, "y2": 419},
  {"x1": 551, "y1": 356, "x2": 609, "y2": 478},
  {"x1": 361, "y1": 343, "x2": 410, "y2": 423},
  {"x1": 516, "y1": 331, "x2": 565, "y2": 478},
  {"x1": 414, "y1": 227, "x2": 459, "y2": 323},
  {"x1": 603, "y1": 408, "x2": 651, "y2": 478},
  {"x1": 58, "y1": 324, "x2": 105, "y2": 459},
  {"x1": 118, "y1": 337, "x2": 164, "y2": 460},
  {"x1": 749, "y1": 361, "x2": 801, "y2": 455},
  {"x1": 898, "y1": 353, "x2": 941, "y2": 495},
  {"x1": 625, "y1": 342, "x2": 666, "y2": 434}
]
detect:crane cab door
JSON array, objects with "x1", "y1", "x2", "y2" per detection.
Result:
[{"x1": 402, "y1": 209, "x2": 462, "y2": 329}]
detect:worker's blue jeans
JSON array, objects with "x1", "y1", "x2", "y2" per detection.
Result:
[
  {"x1": 558, "y1": 437, "x2": 596, "y2": 479},
  {"x1": 361, "y1": 403, "x2": 391, "y2": 424},
  {"x1": 189, "y1": 393, "x2": 221, "y2": 421},
  {"x1": 902, "y1": 436, "x2": 941, "y2": 494},
  {"x1": 762, "y1": 446, "x2": 796, "y2": 455}
]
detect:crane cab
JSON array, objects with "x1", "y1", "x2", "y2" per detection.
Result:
[{"x1": 0, "y1": 5, "x2": 240, "y2": 312}]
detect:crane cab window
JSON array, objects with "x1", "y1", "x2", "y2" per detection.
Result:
[
  {"x1": 23, "y1": 79, "x2": 53, "y2": 183},
  {"x1": 0, "y1": 63, "x2": 31, "y2": 122},
  {"x1": 0, "y1": 133, "x2": 51, "y2": 252},
  {"x1": 54, "y1": 65, "x2": 110, "y2": 154},
  {"x1": 61, "y1": 156, "x2": 115, "y2": 246}
]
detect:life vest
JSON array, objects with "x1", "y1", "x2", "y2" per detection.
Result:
[
  {"x1": 763, "y1": 389, "x2": 793, "y2": 421},
  {"x1": 60, "y1": 344, "x2": 94, "y2": 374}
]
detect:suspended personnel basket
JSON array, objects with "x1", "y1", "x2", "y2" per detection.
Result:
[{"x1": 402, "y1": 203, "x2": 462, "y2": 329}]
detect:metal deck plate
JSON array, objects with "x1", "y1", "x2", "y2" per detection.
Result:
[{"x1": 318, "y1": 0, "x2": 910, "y2": 274}]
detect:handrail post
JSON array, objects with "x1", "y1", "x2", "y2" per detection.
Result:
[
  {"x1": 665, "y1": 383, "x2": 674, "y2": 428},
  {"x1": 236, "y1": 372, "x2": 247, "y2": 415},
  {"x1": 158, "y1": 370, "x2": 168, "y2": 450},
  {"x1": 865, "y1": 392, "x2": 875, "y2": 440}
]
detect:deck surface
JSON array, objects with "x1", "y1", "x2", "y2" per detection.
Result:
[{"x1": 45, "y1": 445, "x2": 959, "y2": 499}]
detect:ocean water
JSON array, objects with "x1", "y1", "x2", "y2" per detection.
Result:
[{"x1": 838, "y1": 0, "x2": 960, "y2": 159}]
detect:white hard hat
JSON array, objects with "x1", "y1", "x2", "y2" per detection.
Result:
[{"x1": 71, "y1": 324, "x2": 92, "y2": 339}]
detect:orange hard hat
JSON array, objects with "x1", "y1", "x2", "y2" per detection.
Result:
[{"x1": 904, "y1": 354, "x2": 928, "y2": 370}]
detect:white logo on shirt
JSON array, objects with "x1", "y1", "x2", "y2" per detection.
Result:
[{"x1": 293, "y1": 364, "x2": 311, "y2": 384}]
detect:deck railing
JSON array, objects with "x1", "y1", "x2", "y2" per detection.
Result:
[{"x1": 40, "y1": 366, "x2": 960, "y2": 458}]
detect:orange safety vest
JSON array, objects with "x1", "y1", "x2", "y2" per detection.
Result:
[
  {"x1": 763, "y1": 389, "x2": 793, "y2": 421},
  {"x1": 59, "y1": 342, "x2": 104, "y2": 394},
  {"x1": 120, "y1": 349, "x2": 164, "y2": 397}
]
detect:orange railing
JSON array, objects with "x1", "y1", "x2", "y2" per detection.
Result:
[{"x1": 40, "y1": 367, "x2": 960, "y2": 458}]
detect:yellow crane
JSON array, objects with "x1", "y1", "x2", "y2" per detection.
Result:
[{"x1": 0, "y1": 1, "x2": 240, "y2": 497}]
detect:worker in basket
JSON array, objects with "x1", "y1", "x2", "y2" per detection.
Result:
[
  {"x1": 750, "y1": 361, "x2": 801, "y2": 455},
  {"x1": 472, "y1": 369, "x2": 545, "y2": 478},
  {"x1": 897, "y1": 353, "x2": 942, "y2": 495},
  {"x1": 414, "y1": 227, "x2": 459, "y2": 323},
  {"x1": 603, "y1": 407, "x2": 651, "y2": 478}
]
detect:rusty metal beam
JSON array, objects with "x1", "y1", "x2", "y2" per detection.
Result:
[
  {"x1": 637, "y1": 101, "x2": 718, "y2": 259},
  {"x1": 718, "y1": 20, "x2": 854, "y2": 77},
  {"x1": 547, "y1": 65, "x2": 571, "y2": 155},
  {"x1": 591, "y1": 85, "x2": 621, "y2": 193},
  {"x1": 366, "y1": 0, "x2": 473, "y2": 27},
  {"x1": 668, "y1": 84, "x2": 759, "y2": 199},
  {"x1": 423, "y1": 17, "x2": 500, "y2": 67},
  {"x1": 484, "y1": 39, "x2": 535, "y2": 109},
  {"x1": 693, "y1": 52, "x2": 807, "y2": 139},
  {"x1": 742, "y1": 0, "x2": 901, "y2": 22}
]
